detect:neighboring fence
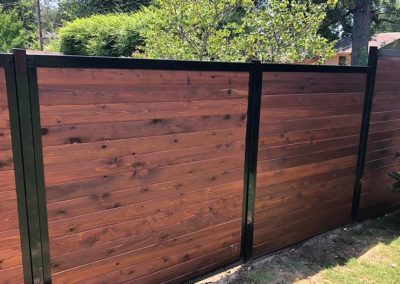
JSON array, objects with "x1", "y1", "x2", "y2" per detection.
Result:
[
  {"x1": 359, "y1": 49, "x2": 400, "y2": 218},
  {"x1": 0, "y1": 47, "x2": 399, "y2": 283}
]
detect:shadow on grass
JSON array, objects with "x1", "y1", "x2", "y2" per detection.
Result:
[{"x1": 199, "y1": 211, "x2": 400, "y2": 284}]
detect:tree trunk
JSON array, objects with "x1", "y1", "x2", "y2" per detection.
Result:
[{"x1": 351, "y1": 0, "x2": 373, "y2": 66}]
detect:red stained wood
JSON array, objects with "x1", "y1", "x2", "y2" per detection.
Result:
[{"x1": 37, "y1": 68, "x2": 247, "y2": 282}]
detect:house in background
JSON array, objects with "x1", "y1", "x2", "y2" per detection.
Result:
[{"x1": 325, "y1": 32, "x2": 400, "y2": 65}]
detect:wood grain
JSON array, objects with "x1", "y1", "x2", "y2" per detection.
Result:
[
  {"x1": 253, "y1": 71, "x2": 365, "y2": 256},
  {"x1": 359, "y1": 56, "x2": 400, "y2": 218},
  {"x1": 38, "y1": 68, "x2": 248, "y2": 282}
]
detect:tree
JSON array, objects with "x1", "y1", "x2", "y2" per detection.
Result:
[
  {"x1": 316, "y1": 0, "x2": 400, "y2": 65},
  {"x1": 0, "y1": 8, "x2": 30, "y2": 52},
  {"x1": 0, "y1": 0, "x2": 37, "y2": 47},
  {"x1": 135, "y1": 0, "x2": 335, "y2": 63},
  {"x1": 58, "y1": 0, "x2": 151, "y2": 21},
  {"x1": 55, "y1": 14, "x2": 143, "y2": 57}
]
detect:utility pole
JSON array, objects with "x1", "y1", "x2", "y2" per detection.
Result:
[{"x1": 36, "y1": 0, "x2": 44, "y2": 50}]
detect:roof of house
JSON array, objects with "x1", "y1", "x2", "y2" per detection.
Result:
[{"x1": 335, "y1": 32, "x2": 400, "y2": 53}]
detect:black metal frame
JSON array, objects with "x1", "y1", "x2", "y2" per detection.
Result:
[
  {"x1": 351, "y1": 47, "x2": 379, "y2": 220},
  {"x1": 1, "y1": 54, "x2": 33, "y2": 283},
  {"x1": 241, "y1": 60, "x2": 263, "y2": 260},
  {"x1": 2, "y1": 49, "x2": 373, "y2": 283}
]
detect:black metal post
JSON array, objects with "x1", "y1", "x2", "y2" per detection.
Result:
[
  {"x1": 3, "y1": 54, "x2": 33, "y2": 283},
  {"x1": 12, "y1": 49, "x2": 46, "y2": 283},
  {"x1": 27, "y1": 64, "x2": 52, "y2": 283},
  {"x1": 351, "y1": 46, "x2": 379, "y2": 220},
  {"x1": 241, "y1": 60, "x2": 263, "y2": 260}
]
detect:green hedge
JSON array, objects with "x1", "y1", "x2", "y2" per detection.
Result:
[{"x1": 57, "y1": 14, "x2": 143, "y2": 57}]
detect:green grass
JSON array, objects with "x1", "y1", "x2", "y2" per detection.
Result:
[{"x1": 318, "y1": 237, "x2": 400, "y2": 284}]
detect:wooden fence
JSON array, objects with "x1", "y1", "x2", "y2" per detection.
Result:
[{"x1": 0, "y1": 47, "x2": 399, "y2": 283}]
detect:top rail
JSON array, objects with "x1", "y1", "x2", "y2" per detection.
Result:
[{"x1": 24, "y1": 51, "x2": 367, "y2": 73}]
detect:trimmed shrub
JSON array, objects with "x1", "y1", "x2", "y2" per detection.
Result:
[{"x1": 56, "y1": 14, "x2": 143, "y2": 57}]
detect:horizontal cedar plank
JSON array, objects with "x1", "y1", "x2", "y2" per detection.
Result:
[
  {"x1": 125, "y1": 245, "x2": 238, "y2": 284},
  {"x1": 366, "y1": 146, "x2": 400, "y2": 162},
  {"x1": 362, "y1": 163, "x2": 397, "y2": 182},
  {"x1": 49, "y1": 194, "x2": 242, "y2": 256},
  {"x1": 371, "y1": 101, "x2": 400, "y2": 112},
  {"x1": 377, "y1": 60, "x2": 400, "y2": 72},
  {"x1": 45, "y1": 153, "x2": 244, "y2": 189},
  {"x1": 254, "y1": 193, "x2": 352, "y2": 244},
  {"x1": 50, "y1": 219, "x2": 241, "y2": 283},
  {"x1": 48, "y1": 192, "x2": 242, "y2": 239},
  {"x1": 0, "y1": 190, "x2": 17, "y2": 202},
  {"x1": 80, "y1": 228, "x2": 240, "y2": 283},
  {"x1": 369, "y1": 119, "x2": 400, "y2": 133},
  {"x1": 44, "y1": 141, "x2": 245, "y2": 185},
  {"x1": 42, "y1": 127, "x2": 245, "y2": 166},
  {"x1": 40, "y1": 99, "x2": 248, "y2": 127},
  {"x1": 260, "y1": 104, "x2": 363, "y2": 121},
  {"x1": 253, "y1": 203, "x2": 350, "y2": 256},
  {"x1": 257, "y1": 155, "x2": 357, "y2": 188},
  {"x1": 255, "y1": 189, "x2": 352, "y2": 229},
  {"x1": 46, "y1": 179, "x2": 243, "y2": 222},
  {"x1": 41, "y1": 113, "x2": 247, "y2": 146},
  {"x1": 0, "y1": 266, "x2": 24, "y2": 284},
  {"x1": 46, "y1": 165, "x2": 243, "y2": 203},
  {"x1": 371, "y1": 110, "x2": 400, "y2": 123},
  {"x1": 38, "y1": 85, "x2": 248, "y2": 106},
  {"x1": 375, "y1": 82, "x2": 400, "y2": 93},
  {"x1": 0, "y1": 246, "x2": 22, "y2": 270},
  {"x1": 0, "y1": 107, "x2": 9, "y2": 128},
  {"x1": 257, "y1": 146, "x2": 358, "y2": 174},
  {"x1": 256, "y1": 166, "x2": 356, "y2": 200},
  {"x1": 0, "y1": 150, "x2": 14, "y2": 171},
  {"x1": 375, "y1": 71, "x2": 400, "y2": 82},
  {"x1": 254, "y1": 202, "x2": 351, "y2": 249},
  {"x1": 373, "y1": 91, "x2": 400, "y2": 103},
  {"x1": 368, "y1": 128, "x2": 400, "y2": 142},
  {"x1": 50, "y1": 204, "x2": 241, "y2": 271},
  {"x1": 38, "y1": 68, "x2": 249, "y2": 87},
  {"x1": 262, "y1": 72, "x2": 366, "y2": 95},
  {"x1": 0, "y1": 129, "x2": 12, "y2": 151},
  {"x1": 255, "y1": 175, "x2": 354, "y2": 212},
  {"x1": 259, "y1": 114, "x2": 362, "y2": 136},
  {"x1": 0, "y1": 68, "x2": 5, "y2": 84},
  {"x1": 259, "y1": 126, "x2": 361, "y2": 148},
  {"x1": 0, "y1": 210, "x2": 19, "y2": 232},
  {"x1": 0, "y1": 86, "x2": 8, "y2": 106},
  {"x1": 0, "y1": 170, "x2": 15, "y2": 191},
  {"x1": 0, "y1": 197, "x2": 18, "y2": 212},
  {"x1": 0, "y1": 229, "x2": 20, "y2": 251},
  {"x1": 365, "y1": 155, "x2": 396, "y2": 173},
  {"x1": 256, "y1": 179, "x2": 353, "y2": 218},
  {"x1": 259, "y1": 135, "x2": 359, "y2": 160},
  {"x1": 261, "y1": 93, "x2": 363, "y2": 108},
  {"x1": 367, "y1": 137, "x2": 400, "y2": 153}
]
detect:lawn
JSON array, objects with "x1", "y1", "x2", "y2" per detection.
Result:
[{"x1": 199, "y1": 211, "x2": 400, "y2": 284}]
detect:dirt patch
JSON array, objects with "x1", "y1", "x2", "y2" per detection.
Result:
[{"x1": 196, "y1": 211, "x2": 400, "y2": 284}]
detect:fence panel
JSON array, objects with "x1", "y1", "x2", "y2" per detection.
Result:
[
  {"x1": 253, "y1": 70, "x2": 368, "y2": 257},
  {"x1": 0, "y1": 64, "x2": 24, "y2": 283},
  {"x1": 35, "y1": 66, "x2": 249, "y2": 283},
  {"x1": 360, "y1": 51, "x2": 400, "y2": 218}
]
